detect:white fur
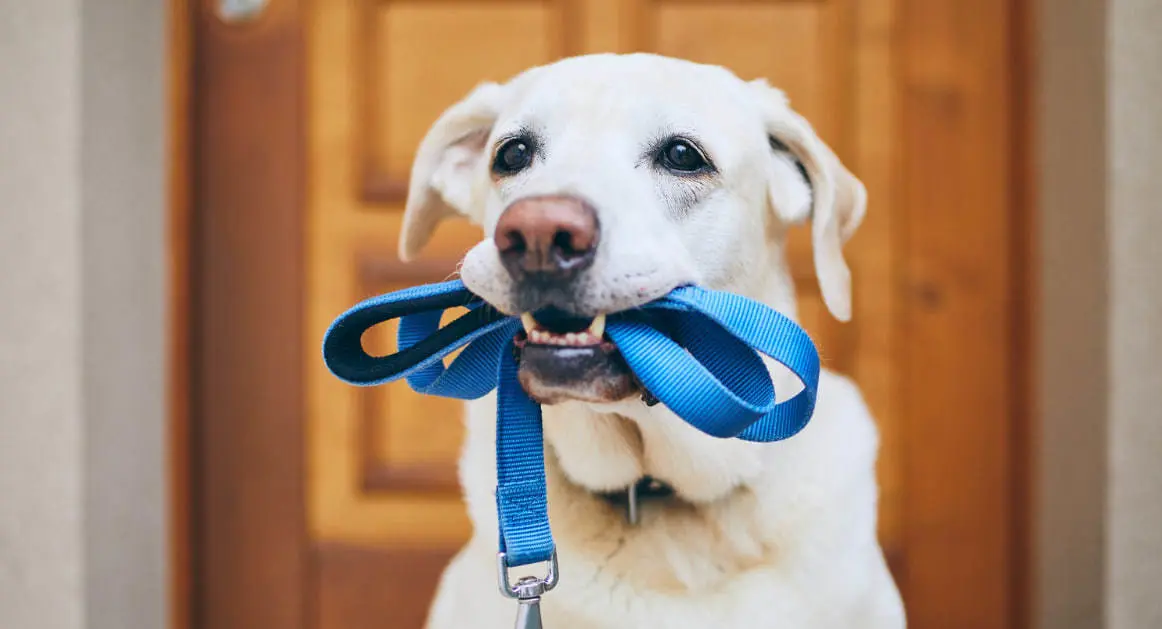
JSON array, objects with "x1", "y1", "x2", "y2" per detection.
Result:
[{"x1": 402, "y1": 53, "x2": 905, "y2": 629}]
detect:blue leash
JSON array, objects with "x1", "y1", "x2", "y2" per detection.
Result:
[{"x1": 322, "y1": 279, "x2": 819, "y2": 583}]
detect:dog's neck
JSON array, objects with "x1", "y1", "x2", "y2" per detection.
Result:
[{"x1": 542, "y1": 428, "x2": 777, "y2": 593}]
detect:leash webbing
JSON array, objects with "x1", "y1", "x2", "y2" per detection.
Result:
[{"x1": 322, "y1": 279, "x2": 820, "y2": 571}]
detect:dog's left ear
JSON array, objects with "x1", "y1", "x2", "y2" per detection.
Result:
[
  {"x1": 400, "y1": 82, "x2": 506, "y2": 261},
  {"x1": 749, "y1": 79, "x2": 867, "y2": 322}
]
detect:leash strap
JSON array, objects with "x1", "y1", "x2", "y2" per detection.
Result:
[{"x1": 322, "y1": 280, "x2": 820, "y2": 569}]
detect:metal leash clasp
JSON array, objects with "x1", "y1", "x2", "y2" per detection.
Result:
[{"x1": 497, "y1": 550, "x2": 559, "y2": 629}]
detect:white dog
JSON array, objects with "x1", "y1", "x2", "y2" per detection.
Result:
[{"x1": 400, "y1": 53, "x2": 905, "y2": 629}]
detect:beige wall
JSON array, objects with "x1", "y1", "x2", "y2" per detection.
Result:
[
  {"x1": 0, "y1": 1, "x2": 166, "y2": 629},
  {"x1": 1107, "y1": 1, "x2": 1162, "y2": 627},
  {"x1": 1038, "y1": 0, "x2": 1162, "y2": 627},
  {"x1": 0, "y1": 2, "x2": 85, "y2": 627}
]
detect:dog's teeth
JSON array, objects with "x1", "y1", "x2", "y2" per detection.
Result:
[
  {"x1": 589, "y1": 314, "x2": 606, "y2": 339},
  {"x1": 522, "y1": 315, "x2": 608, "y2": 347}
]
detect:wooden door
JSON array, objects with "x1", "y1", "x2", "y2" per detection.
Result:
[{"x1": 189, "y1": 1, "x2": 1032, "y2": 628}]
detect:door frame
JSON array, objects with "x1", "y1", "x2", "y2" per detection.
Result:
[
  {"x1": 175, "y1": 1, "x2": 310, "y2": 628},
  {"x1": 172, "y1": 0, "x2": 1038, "y2": 627}
]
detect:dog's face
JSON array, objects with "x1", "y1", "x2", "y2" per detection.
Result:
[{"x1": 402, "y1": 54, "x2": 864, "y2": 406}]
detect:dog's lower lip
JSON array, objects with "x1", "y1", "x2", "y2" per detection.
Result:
[{"x1": 513, "y1": 339, "x2": 638, "y2": 404}]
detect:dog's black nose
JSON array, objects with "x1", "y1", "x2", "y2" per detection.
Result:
[{"x1": 494, "y1": 195, "x2": 599, "y2": 282}]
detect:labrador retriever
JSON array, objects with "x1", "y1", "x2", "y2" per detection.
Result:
[{"x1": 401, "y1": 53, "x2": 905, "y2": 629}]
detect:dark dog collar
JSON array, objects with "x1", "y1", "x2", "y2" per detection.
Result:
[{"x1": 598, "y1": 476, "x2": 676, "y2": 525}]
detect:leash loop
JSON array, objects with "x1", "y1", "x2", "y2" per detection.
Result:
[{"x1": 322, "y1": 279, "x2": 820, "y2": 609}]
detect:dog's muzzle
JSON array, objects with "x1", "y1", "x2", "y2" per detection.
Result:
[{"x1": 492, "y1": 195, "x2": 638, "y2": 402}]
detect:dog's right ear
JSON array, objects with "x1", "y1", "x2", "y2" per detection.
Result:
[{"x1": 400, "y1": 82, "x2": 506, "y2": 261}]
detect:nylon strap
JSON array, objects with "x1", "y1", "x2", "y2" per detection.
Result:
[{"x1": 322, "y1": 280, "x2": 819, "y2": 568}]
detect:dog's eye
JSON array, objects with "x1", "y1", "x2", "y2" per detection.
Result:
[
  {"x1": 493, "y1": 138, "x2": 534, "y2": 175},
  {"x1": 659, "y1": 139, "x2": 710, "y2": 173}
]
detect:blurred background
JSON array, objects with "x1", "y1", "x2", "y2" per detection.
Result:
[{"x1": 1, "y1": 1, "x2": 1159, "y2": 629}]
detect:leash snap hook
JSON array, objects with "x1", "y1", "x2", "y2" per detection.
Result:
[{"x1": 498, "y1": 551, "x2": 558, "y2": 629}]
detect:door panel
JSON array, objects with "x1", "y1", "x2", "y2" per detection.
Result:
[{"x1": 359, "y1": 1, "x2": 575, "y2": 202}]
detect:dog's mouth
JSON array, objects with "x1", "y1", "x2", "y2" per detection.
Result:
[{"x1": 512, "y1": 308, "x2": 640, "y2": 404}]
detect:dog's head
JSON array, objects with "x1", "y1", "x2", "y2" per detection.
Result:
[{"x1": 402, "y1": 53, "x2": 864, "y2": 406}]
